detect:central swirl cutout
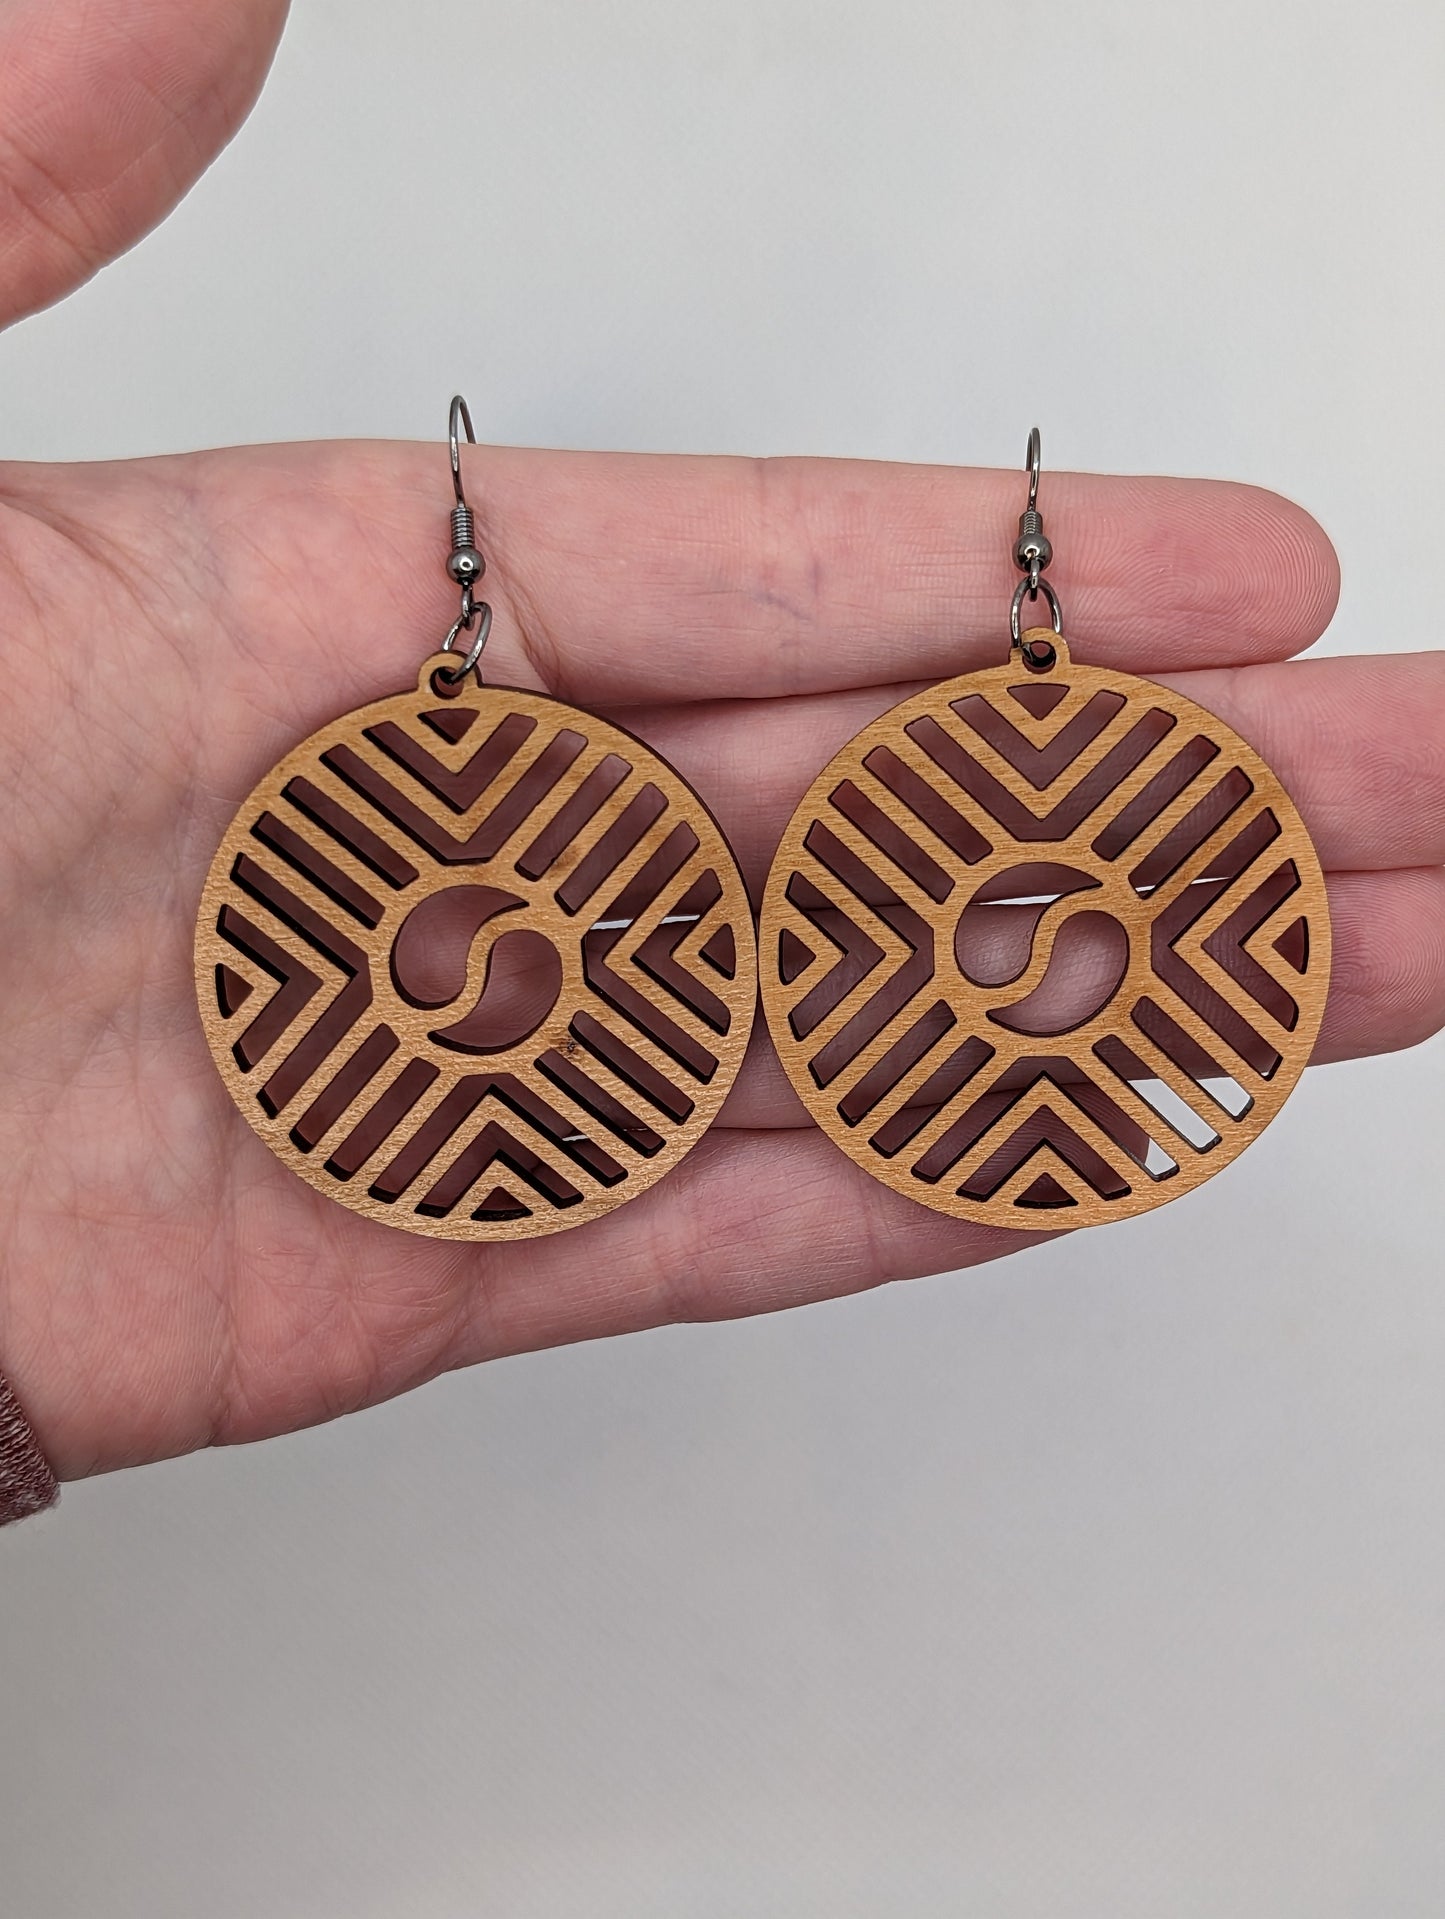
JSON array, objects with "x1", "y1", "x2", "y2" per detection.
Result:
[
  {"x1": 389, "y1": 884, "x2": 563, "y2": 1054},
  {"x1": 954, "y1": 862, "x2": 1130, "y2": 1037}
]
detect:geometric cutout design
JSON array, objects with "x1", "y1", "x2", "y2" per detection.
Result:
[
  {"x1": 698, "y1": 922, "x2": 738, "y2": 979},
  {"x1": 759, "y1": 632, "x2": 1331, "y2": 1229},
  {"x1": 778, "y1": 926, "x2": 817, "y2": 985},
  {"x1": 197, "y1": 655, "x2": 757, "y2": 1240},
  {"x1": 1272, "y1": 915, "x2": 1309, "y2": 974},
  {"x1": 216, "y1": 963, "x2": 253, "y2": 1017},
  {"x1": 420, "y1": 705, "x2": 480, "y2": 744},
  {"x1": 1008, "y1": 680, "x2": 1070, "y2": 720}
]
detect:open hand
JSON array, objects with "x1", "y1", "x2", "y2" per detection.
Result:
[{"x1": 2, "y1": 0, "x2": 1440, "y2": 1481}]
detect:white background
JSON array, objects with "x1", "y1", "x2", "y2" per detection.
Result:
[{"x1": 3, "y1": 2, "x2": 1444, "y2": 1913}]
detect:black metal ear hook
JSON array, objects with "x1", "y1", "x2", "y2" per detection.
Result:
[
  {"x1": 438, "y1": 394, "x2": 492, "y2": 681},
  {"x1": 1010, "y1": 427, "x2": 1062, "y2": 667}
]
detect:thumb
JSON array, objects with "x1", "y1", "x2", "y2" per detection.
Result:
[{"x1": 0, "y1": 0, "x2": 290, "y2": 329}]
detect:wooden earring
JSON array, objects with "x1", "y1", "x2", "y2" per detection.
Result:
[
  {"x1": 196, "y1": 398, "x2": 755, "y2": 1240},
  {"x1": 759, "y1": 433, "x2": 1330, "y2": 1228}
]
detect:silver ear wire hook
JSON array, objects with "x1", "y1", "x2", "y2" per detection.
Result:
[
  {"x1": 449, "y1": 394, "x2": 474, "y2": 508},
  {"x1": 438, "y1": 393, "x2": 492, "y2": 682},
  {"x1": 1014, "y1": 427, "x2": 1052, "y2": 585},
  {"x1": 1010, "y1": 426, "x2": 1063, "y2": 666}
]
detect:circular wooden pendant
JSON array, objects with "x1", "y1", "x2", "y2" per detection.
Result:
[
  {"x1": 759, "y1": 633, "x2": 1330, "y2": 1227},
  {"x1": 196, "y1": 656, "x2": 756, "y2": 1240}
]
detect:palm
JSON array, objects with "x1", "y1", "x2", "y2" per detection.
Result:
[{"x1": 1, "y1": 5, "x2": 1441, "y2": 1480}]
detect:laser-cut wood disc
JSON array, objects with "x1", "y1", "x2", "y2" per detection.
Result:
[
  {"x1": 197, "y1": 655, "x2": 756, "y2": 1239},
  {"x1": 759, "y1": 633, "x2": 1330, "y2": 1228}
]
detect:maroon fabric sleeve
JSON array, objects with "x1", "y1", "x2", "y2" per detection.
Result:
[{"x1": 0, "y1": 1369, "x2": 59, "y2": 1524}]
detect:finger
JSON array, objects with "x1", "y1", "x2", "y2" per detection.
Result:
[
  {"x1": 429, "y1": 450, "x2": 1340, "y2": 698},
  {"x1": 717, "y1": 1019, "x2": 813, "y2": 1129},
  {"x1": 1160, "y1": 653, "x2": 1445, "y2": 874},
  {"x1": 617, "y1": 652, "x2": 1445, "y2": 891},
  {"x1": 1313, "y1": 867, "x2": 1445, "y2": 1063},
  {"x1": 717, "y1": 864, "x2": 1445, "y2": 1128},
  {"x1": 443, "y1": 1125, "x2": 1045, "y2": 1374},
  {"x1": 45, "y1": 442, "x2": 1338, "y2": 710},
  {"x1": 0, "y1": 0, "x2": 289, "y2": 327}
]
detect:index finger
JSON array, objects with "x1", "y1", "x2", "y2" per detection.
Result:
[{"x1": 48, "y1": 442, "x2": 1341, "y2": 710}]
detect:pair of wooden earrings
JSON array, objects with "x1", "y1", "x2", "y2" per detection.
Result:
[{"x1": 197, "y1": 407, "x2": 1329, "y2": 1240}]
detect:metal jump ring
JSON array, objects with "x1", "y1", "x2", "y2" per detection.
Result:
[
  {"x1": 1010, "y1": 576, "x2": 1062, "y2": 644},
  {"x1": 439, "y1": 599, "x2": 493, "y2": 682}
]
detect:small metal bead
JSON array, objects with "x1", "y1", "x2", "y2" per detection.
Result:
[
  {"x1": 446, "y1": 546, "x2": 486, "y2": 585},
  {"x1": 1015, "y1": 506, "x2": 1052, "y2": 574}
]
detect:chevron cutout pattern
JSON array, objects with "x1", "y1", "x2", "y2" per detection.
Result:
[
  {"x1": 760, "y1": 647, "x2": 1330, "y2": 1228},
  {"x1": 197, "y1": 667, "x2": 755, "y2": 1239}
]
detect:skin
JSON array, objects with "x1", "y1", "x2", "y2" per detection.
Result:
[{"x1": 0, "y1": 0, "x2": 1441, "y2": 1483}]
